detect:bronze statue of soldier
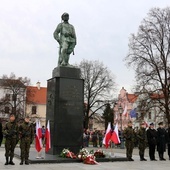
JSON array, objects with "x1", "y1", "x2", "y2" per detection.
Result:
[{"x1": 53, "y1": 13, "x2": 77, "y2": 66}]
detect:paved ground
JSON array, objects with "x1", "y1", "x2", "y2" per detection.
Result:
[{"x1": 0, "y1": 145, "x2": 169, "y2": 170}]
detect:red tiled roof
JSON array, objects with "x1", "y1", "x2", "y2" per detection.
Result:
[
  {"x1": 150, "y1": 93, "x2": 164, "y2": 99},
  {"x1": 127, "y1": 94, "x2": 138, "y2": 103},
  {"x1": 26, "y1": 86, "x2": 47, "y2": 105}
]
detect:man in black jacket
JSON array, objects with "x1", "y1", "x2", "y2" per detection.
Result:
[
  {"x1": 157, "y1": 122, "x2": 167, "y2": 161},
  {"x1": 147, "y1": 123, "x2": 157, "y2": 161}
]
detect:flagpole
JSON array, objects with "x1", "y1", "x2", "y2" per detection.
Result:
[{"x1": 110, "y1": 141, "x2": 114, "y2": 158}]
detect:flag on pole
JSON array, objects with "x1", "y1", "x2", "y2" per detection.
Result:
[
  {"x1": 102, "y1": 122, "x2": 112, "y2": 148},
  {"x1": 122, "y1": 105, "x2": 128, "y2": 117},
  {"x1": 45, "y1": 120, "x2": 51, "y2": 152},
  {"x1": 130, "y1": 108, "x2": 137, "y2": 118},
  {"x1": 35, "y1": 120, "x2": 43, "y2": 152},
  {"x1": 111, "y1": 123, "x2": 120, "y2": 144}
]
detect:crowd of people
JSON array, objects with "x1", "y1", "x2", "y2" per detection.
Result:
[{"x1": 83, "y1": 129, "x2": 105, "y2": 148}]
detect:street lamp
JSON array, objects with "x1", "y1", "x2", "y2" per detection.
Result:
[{"x1": 118, "y1": 105, "x2": 124, "y2": 149}]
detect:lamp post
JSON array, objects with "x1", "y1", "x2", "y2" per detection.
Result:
[{"x1": 118, "y1": 105, "x2": 124, "y2": 149}]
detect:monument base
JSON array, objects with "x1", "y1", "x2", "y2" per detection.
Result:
[{"x1": 46, "y1": 66, "x2": 84, "y2": 155}]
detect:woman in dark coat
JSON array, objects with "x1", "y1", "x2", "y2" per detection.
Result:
[{"x1": 157, "y1": 122, "x2": 167, "y2": 160}]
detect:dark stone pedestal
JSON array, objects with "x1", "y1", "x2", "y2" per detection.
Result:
[{"x1": 46, "y1": 66, "x2": 84, "y2": 155}]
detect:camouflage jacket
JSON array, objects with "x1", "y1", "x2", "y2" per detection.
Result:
[
  {"x1": 3, "y1": 121, "x2": 18, "y2": 139},
  {"x1": 19, "y1": 122, "x2": 34, "y2": 142},
  {"x1": 137, "y1": 127, "x2": 147, "y2": 143},
  {"x1": 123, "y1": 126, "x2": 135, "y2": 142}
]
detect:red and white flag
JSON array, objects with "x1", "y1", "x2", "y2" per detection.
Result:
[
  {"x1": 111, "y1": 123, "x2": 120, "y2": 144},
  {"x1": 102, "y1": 122, "x2": 112, "y2": 148},
  {"x1": 122, "y1": 105, "x2": 128, "y2": 117},
  {"x1": 35, "y1": 120, "x2": 43, "y2": 152},
  {"x1": 45, "y1": 120, "x2": 51, "y2": 152}
]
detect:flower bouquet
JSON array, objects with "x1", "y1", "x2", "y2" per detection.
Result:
[
  {"x1": 77, "y1": 148, "x2": 99, "y2": 165},
  {"x1": 77, "y1": 148, "x2": 89, "y2": 161},
  {"x1": 83, "y1": 154, "x2": 99, "y2": 165},
  {"x1": 94, "y1": 149, "x2": 106, "y2": 158},
  {"x1": 60, "y1": 148, "x2": 76, "y2": 159}
]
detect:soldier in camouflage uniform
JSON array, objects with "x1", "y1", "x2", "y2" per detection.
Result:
[
  {"x1": 123, "y1": 121, "x2": 135, "y2": 161},
  {"x1": 19, "y1": 116, "x2": 34, "y2": 165},
  {"x1": 3, "y1": 114, "x2": 18, "y2": 165},
  {"x1": 137, "y1": 122, "x2": 147, "y2": 161}
]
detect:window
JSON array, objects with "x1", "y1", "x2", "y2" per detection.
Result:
[
  {"x1": 4, "y1": 106, "x2": 9, "y2": 113},
  {"x1": 12, "y1": 94, "x2": 17, "y2": 101},
  {"x1": 148, "y1": 112, "x2": 151, "y2": 119},
  {"x1": 141, "y1": 112, "x2": 144, "y2": 120},
  {"x1": 32, "y1": 106, "x2": 37, "y2": 114},
  {"x1": 12, "y1": 107, "x2": 16, "y2": 114},
  {"x1": 5, "y1": 94, "x2": 11, "y2": 100}
]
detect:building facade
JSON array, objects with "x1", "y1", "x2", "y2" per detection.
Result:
[{"x1": 26, "y1": 82, "x2": 47, "y2": 126}]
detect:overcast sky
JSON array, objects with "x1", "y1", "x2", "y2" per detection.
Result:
[{"x1": 0, "y1": 0, "x2": 169, "y2": 94}]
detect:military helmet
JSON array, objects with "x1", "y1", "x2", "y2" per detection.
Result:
[{"x1": 61, "y1": 12, "x2": 69, "y2": 20}]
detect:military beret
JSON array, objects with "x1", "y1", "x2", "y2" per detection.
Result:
[{"x1": 150, "y1": 122, "x2": 154, "y2": 126}]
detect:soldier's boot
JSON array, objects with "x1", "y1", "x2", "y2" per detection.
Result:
[
  {"x1": 4, "y1": 157, "x2": 9, "y2": 165},
  {"x1": 20, "y1": 159, "x2": 24, "y2": 165},
  {"x1": 25, "y1": 159, "x2": 29, "y2": 165},
  {"x1": 9, "y1": 157, "x2": 15, "y2": 165},
  {"x1": 140, "y1": 154, "x2": 147, "y2": 161},
  {"x1": 140, "y1": 154, "x2": 143, "y2": 161}
]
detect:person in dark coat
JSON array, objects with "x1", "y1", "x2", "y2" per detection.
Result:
[
  {"x1": 0, "y1": 120, "x2": 3, "y2": 146},
  {"x1": 157, "y1": 122, "x2": 167, "y2": 161},
  {"x1": 147, "y1": 123, "x2": 157, "y2": 161},
  {"x1": 167, "y1": 124, "x2": 170, "y2": 160},
  {"x1": 92, "y1": 131, "x2": 98, "y2": 147}
]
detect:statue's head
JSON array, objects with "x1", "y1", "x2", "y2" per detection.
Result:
[{"x1": 61, "y1": 12, "x2": 69, "y2": 21}]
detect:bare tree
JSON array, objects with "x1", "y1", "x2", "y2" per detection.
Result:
[
  {"x1": 0, "y1": 73, "x2": 32, "y2": 120},
  {"x1": 124, "y1": 7, "x2": 170, "y2": 124},
  {"x1": 78, "y1": 60, "x2": 116, "y2": 129}
]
